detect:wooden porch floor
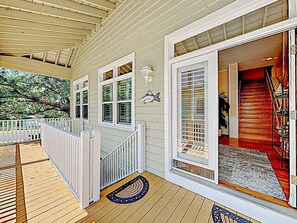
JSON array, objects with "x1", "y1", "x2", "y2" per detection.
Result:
[{"x1": 0, "y1": 142, "x2": 260, "y2": 223}]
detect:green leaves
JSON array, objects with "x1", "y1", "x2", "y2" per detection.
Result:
[{"x1": 0, "y1": 68, "x2": 70, "y2": 120}]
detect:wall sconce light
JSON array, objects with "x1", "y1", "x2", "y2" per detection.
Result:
[{"x1": 141, "y1": 66, "x2": 153, "y2": 86}]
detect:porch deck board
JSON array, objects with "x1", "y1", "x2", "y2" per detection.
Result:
[{"x1": 0, "y1": 142, "x2": 260, "y2": 222}]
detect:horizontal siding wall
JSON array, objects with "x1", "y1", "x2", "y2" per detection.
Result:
[{"x1": 72, "y1": 0, "x2": 235, "y2": 177}]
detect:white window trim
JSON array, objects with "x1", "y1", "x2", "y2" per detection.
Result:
[
  {"x1": 98, "y1": 53, "x2": 135, "y2": 131},
  {"x1": 73, "y1": 75, "x2": 89, "y2": 122},
  {"x1": 164, "y1": 0, "x2": 297, "y2": 222}
]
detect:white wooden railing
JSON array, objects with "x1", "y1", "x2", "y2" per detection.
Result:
[
  {"x1": 0, "y1": 119, "x2": 41, "y2": 145},
  {"x1": 100, "y1": 123, "x2": 146, "y2": 189},
  {"x1": 46, "y1": 118, "x2": 83, "y2": 135},
  {"x1": 40, "y1": 120, "x2": 100, "y2": 209},
  {"x1": 0, "y1": 118, "x2": 83, "y2": 145}
]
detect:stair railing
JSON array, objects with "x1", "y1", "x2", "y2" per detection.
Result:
[
  {"x1": 41, "y1": 120, "x2": 100, "y2": 209},
  {"x1": 265, "y1": 69, "x2": 277, "y2": 104},
  {"x1": 265, "y1": 68, "x2": 280, "y2": 128},
  {"x1": 100, "y1": 123, "x2": 145, "y2": 189}
]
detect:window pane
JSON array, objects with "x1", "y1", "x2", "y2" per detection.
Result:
[
  {"x1": 118, "y1": 62, "x2": 132, "y2": 76},
  {"x1": 75, "y1": 83, "x2": 80, "y2": 90},
  {"x1": 117, "y1": 102, "x2": 131, "y2": 124},
  {"x1": 76, "y1": 106, "x2": 81, "y2": 118},
  {"x1": 103, "y1": 70, "x2": 113, "y2": 81},
  {"x1": 103, "y1": 103, "x2": 113, "y2": 122},
  {"x1": 83, "y1": 90, "x2": 88, "y2": 104},
  {"x1": 83, "y1": 80, "x2": 88, "y2": 88},
  {"x1": 76, "y1": 92, "x2": 80, "y2": 104},
  {"x1": 83, "y1": 105, "x2": 88, "y2": 119},
  {"x1": 118, "y1": 78, "x2": 132, "y2": 101},
  {"x1": 103, "y1": 84, "x2": 113, "y2": 102},
  {"x1": 177, "y1": 64, "x2": 208, "y2": 165}
]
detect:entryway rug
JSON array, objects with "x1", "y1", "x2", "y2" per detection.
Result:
[
  {"x1": 219, "y1": 144, "x2": 286, "y2": 201},
  {"x1": 212, "y1": 204, "x2": 252, "y2": 223},
  {"x1": 107, "y1": 175, "x2": 149, "y2": 204}
]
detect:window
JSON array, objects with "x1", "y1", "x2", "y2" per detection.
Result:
[
  {"x1": 99, "y1": 53, "x2": 134, "y2": 130},
  {"x1": 73, "y1": 75, "x2": 89, "y2": 120}
]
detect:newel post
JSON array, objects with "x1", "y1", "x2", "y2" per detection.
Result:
[
  {"x1": 80, "y1": 131, "x2": 90, "y2": 209},
  {"x1": 137, "y1": 123, "x2": 146, "y2": 173},
  {"x1": 40, "y1": 119, "x2": 45, "y2": 147},
  {"x1": 92, "y1": 129, "x2": 101, "y2": 202}
]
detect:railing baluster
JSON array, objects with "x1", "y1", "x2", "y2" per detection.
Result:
[{"x1": 99, "y1": 125, "x2": 144, "y2": 190}]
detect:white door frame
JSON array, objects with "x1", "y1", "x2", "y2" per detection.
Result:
[
  {"x1": 164, "y1": 0, "x2": 297, "y2": 221},
  {"x1": 289, "y1": 29, "x2": 297, "y2": 207},
  {"x1": 171, "y1": 51, "x2": 219, "y2": 183}
]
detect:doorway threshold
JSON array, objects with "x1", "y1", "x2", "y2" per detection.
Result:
[{"x1": 219, "y1": 180, "x2": 289, "y2": 208}]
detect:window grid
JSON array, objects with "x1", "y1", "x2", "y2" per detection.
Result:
[
  {"x1": 99, "y1": 54, "x2": 134, "y2": 130},
  {"x1": 73, "y1": 76, "x2": 88, "y2": 120}
]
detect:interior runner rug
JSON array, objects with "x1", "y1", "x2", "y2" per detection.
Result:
[
  {"x1": 212, "y1": 204, "x2": 252, "y2": 223},
  {"x1": 107, "y1": 175, "x2": 149, "y2": 204},
  {"x1": 219, "y1": 144, "x2": 286, "y2": 201}
]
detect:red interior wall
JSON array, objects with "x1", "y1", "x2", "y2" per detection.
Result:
[{"x1": 240, "y1": 68, "x2": 265, "y2": 80}]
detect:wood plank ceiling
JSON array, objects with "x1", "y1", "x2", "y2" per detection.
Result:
[
  {"x1": 0, "y1": 0, "x2": 123, "y2": 68},
  {"x1": 174, "y1": 0, "x2": 288, "y2": 58}
]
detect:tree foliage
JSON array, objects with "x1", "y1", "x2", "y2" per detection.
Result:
[{"x1": 0, "y1": 68, "x2": 70, "y2": 120}]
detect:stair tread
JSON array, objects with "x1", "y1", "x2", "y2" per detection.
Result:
[{"x1": 239, "y1": 80, "x2": 272, "y2": 141}]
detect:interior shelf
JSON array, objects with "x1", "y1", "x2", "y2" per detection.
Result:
[{"x1": 271, "y1": 73, "x2": 289, "y2": 162}]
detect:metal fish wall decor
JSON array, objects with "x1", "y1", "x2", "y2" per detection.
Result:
[{"x1": 141, "y1": 90, "x2": 160, "y2": 104}]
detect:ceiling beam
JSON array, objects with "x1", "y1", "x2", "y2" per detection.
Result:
[
  {"x1": 0, "y1": 18, "x2": 91, "y2": 35},
  {"x1": 0, "y1": 42, "x2": 75, "y2": 49},
  {"x1": 71, "y1": 48, "x2": 80, "y2": 68},
  {"x1": 0, "y1": 26, "x2": 86, "y2": 40},
  {"x1": 0, "y1": 0, "x2": 101, "y2": 24},
  {"x1": 206, "y1": 31, "x2": 212, "y2": 45},
  {"x1": 0, "y1": 34, "x2": 82, "y2": 44},
  {"x1": 39, "y1": 0, "x2": 108, "y2": 18},
  {"x1": 0, "y1": 55, "x2": 71, "y2": 79},
  {"x1": 242, "y1": 16, "x2": 245, "y2": 34},
  {"x1": 65, "y1": 48, "x2": 74, "y2": 67},
  {"x1": 43, "y1": 52, "x2": 47, "y2": 62},
  {"x1": 262, "y1": 6, "x2": 268, "y2": 27},
  {"x1": 180, "y1": 42, "x2": 188, "y2": 53},
  {"x1": 192, "y1": 37, "x2": 199, "y2": 49},
  {"x1": 1, "y1": 47, "x2": 75, "y2": 55},
  {"x1": 82, "y1": 0, "x2": 115, "y2": 11},
  {"x1": 223, "y1": 24, "x2": 227, "y2": 40},
  {"x1": 0, "y1": 8, "x2": 96, "y2": 30},
  {"x1": 55, "y1": 50, "x2": 61, "y2": 65}
]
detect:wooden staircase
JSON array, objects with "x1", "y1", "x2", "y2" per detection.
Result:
[{"x1": 239, "y1": 79, "x2": 272, "y2": 141}]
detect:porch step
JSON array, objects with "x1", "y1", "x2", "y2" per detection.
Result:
[{"x1": 239, "y1": 79, "x2": 272, "y2": 142}]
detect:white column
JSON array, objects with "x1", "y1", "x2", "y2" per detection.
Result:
[
  {"x1": 137, "y1": 123, "x2": 146, "y2": 173},
  {"x1": 92, "y1": 129, "x2": 101, "y2": 203},
  {"x1": 228, "y1": 63, "x2": 239, "y2": 138},
  {"x1": 79, "y1": 131, "x2": 90, "y2": 209}
]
